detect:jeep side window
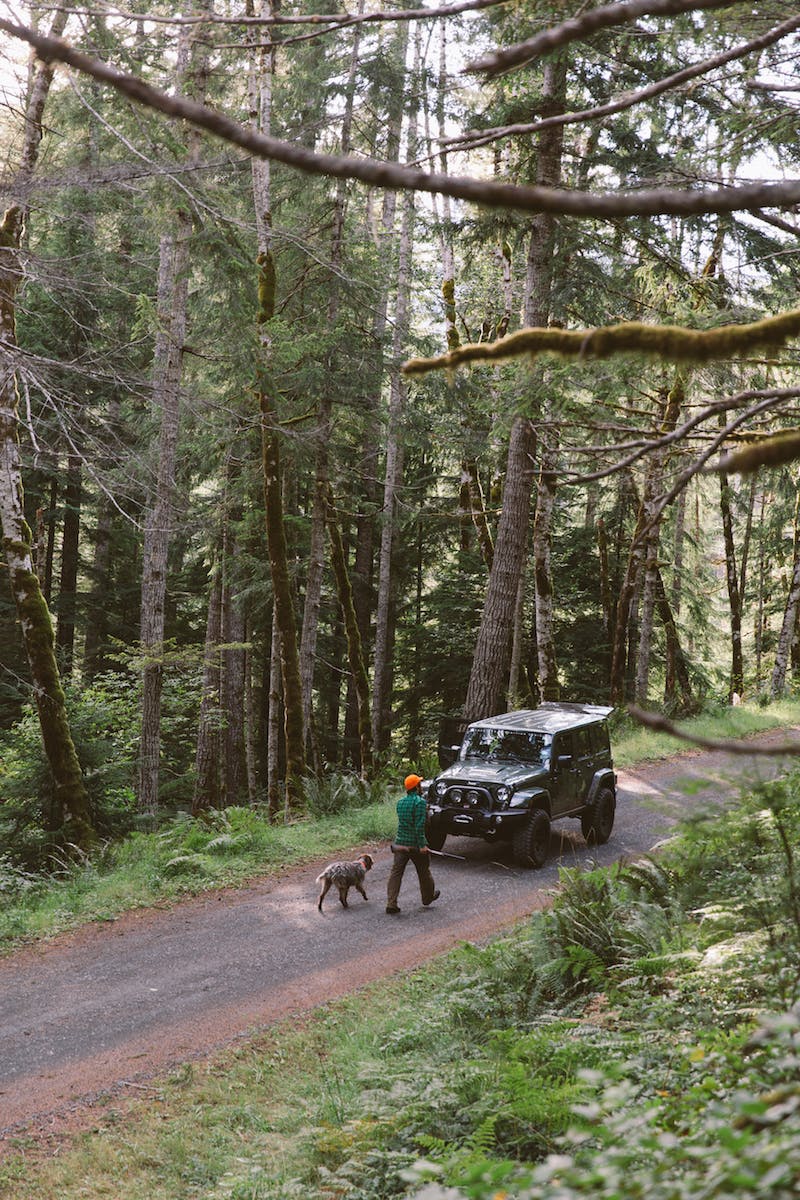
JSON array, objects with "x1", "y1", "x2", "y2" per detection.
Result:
[
  {"x1": 574, "y1": 727, "x2": 591, "y2": 757},
  {"x1": 553, "y1": 733, "x2": 572, "y2": 764},
  {"x1": 590, "y1": 722, "x2": 610, "y2": 753}
]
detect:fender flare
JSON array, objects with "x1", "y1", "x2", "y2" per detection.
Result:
[
  {"x1": 510, "y1": 788, "x2": 552, "y2": 818},
  {"x1": 586, "y1": 769, "x2": 616, "y2": 807}
]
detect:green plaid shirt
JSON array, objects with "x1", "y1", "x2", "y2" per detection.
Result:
[{"x1": 395, "y1": 788, "x2": 427, "y2": 849}]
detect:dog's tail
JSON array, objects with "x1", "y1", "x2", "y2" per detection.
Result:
[{"x1": 315, "y1": 871, "x2": 325, "y2": 884}]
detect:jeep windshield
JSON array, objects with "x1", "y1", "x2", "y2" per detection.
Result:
[{"x1": 460, "y1": 728, "x2": 552, "y2": 765}]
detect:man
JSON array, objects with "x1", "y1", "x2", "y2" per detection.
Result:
[{"x1": 386, "y1": 773, "x2": 440, "y2": 914}]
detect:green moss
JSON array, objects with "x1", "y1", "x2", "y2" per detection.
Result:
[
  {"x1": 718, "y1": 429, "x2": 800, "y2": 475},
  {"x1": 0, "y1": 204, "x2": 23, "y2": 247},
  {"x1": 403, "y1": 308, "x2": 800, "y2": 376},
  {"x1": 256, "y1": 250, "x2": 276, "y2": 325}
]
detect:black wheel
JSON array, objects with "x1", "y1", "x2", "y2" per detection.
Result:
[
  {"x1": 581, "y1": 787, "x2": 616, "y2": 845},
  {"x1": 512, "y1": 808, "x2": 551, "y2": 868},
  {"x1": 425, "y1": 824, "x2": 447, "y2": 852}
]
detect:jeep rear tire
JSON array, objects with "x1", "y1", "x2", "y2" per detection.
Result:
[
  {"x1": 512, "y1": 809, "x2": 551, "y2": 868},
  {"x1": 581, "y1": 787, "x2": 615, "y2": 845}
]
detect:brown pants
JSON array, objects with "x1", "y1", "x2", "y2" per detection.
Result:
[{"x1": 387, "y1": 845, "x2": 436, "y2": 907}]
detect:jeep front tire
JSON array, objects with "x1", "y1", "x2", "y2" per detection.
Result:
[
  {"x1": 425, "y1": 824, "x2": 447, "y2": 852},
  {"x1": 581, "y1": 787, "x2": 615, "y2": 845},
  {"x1": 512, "y1": 809, "x2": 551, "y2": 868}
]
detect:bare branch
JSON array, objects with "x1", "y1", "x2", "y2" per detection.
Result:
[
  {"x1": 448, "y1": 14, "x2": 800, "y2": 150},
  {"x1": 628, "y1": 705, "x2": 800, "y2": 756},
  {"x1": 560, "y1": 387, "x2": 800, "y2": 485},
  {"x1": 467, "y1": 0, "x2": 744, "y2": 76},
  {"x1": 749, "y1": 209, "x2": 800, "y2": 238},
  {"x1": 748, "y1": 80, "x2": 800, "y2": 93},
  {"x1": 33, "y1": 0, "x2": 506, "y2": 29},
  {"x1": 6, "y1": 18, "x2": 800, "y2": 220}
]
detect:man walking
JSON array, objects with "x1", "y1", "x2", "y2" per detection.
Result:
[{"x1": 386, "y1": 773, "x2": 440, "y2": 914}]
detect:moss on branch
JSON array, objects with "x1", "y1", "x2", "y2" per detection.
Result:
[{"x1": 402, "y1": 308, "x2": 800, "y2": 376}]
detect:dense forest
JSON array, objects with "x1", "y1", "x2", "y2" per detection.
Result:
[{"x1": 3, "y1": 0, "x2": 800, "y2": 857}]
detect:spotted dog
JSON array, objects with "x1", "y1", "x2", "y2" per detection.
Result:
[{"x1": 316, "y1": 853, "x2": 374, "y2": 912}]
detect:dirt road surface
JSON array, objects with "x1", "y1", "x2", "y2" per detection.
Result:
[{"x1": 1, "y1": 734, "x2": 798, "y2": 1147}]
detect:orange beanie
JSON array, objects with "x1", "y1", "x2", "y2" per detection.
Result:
[{"x1": 404, "y1": 773, "x2": 423, "y2": 791}]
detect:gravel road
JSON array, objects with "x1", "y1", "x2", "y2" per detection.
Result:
[{"x1": 1, "y1": 733, "x2": 798, "y2": 1146}]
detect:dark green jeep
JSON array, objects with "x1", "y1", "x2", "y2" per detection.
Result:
[{"x1": 425, "y1": 703, "x2": 616, "y2": 867}]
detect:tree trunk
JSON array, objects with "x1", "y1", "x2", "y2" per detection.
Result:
[
  {"x1": 55, "y1": 450, "x2": 82, "y2": 676},
  {"x1": 298, "y1": 6, "x2": 364, "y2": 750},
  {"x1": 251, "y1": 11, "x2": 307, "y2": 808},
  {"x1": 0, "y1": 8, "x2": 93, "y2": 850},
  {"x1": 463, "y1": 416, "x2": 537, "y2": 720},
  {"x1": 266, "y1": 612, "x2": 283, "y2": 820},
  {"x1": 342, "y1": 22, "x2": 407, "y2": 759},
  {"x1": 221, "y1": 522, "x2": 247, "y2": 806},
  {"x1": 371, "y1": 26, "x2": 419, "y2": 754},
  {"x1": 719, "y1": 465, "x2": 744, "y2": 701},
  {"x1": 138, "y1": 9, "x2": 210, "y2": 818},
  {"x1": 464, "y1": 58, "x2": 564, "y2": 721},
  {"x1": 533, "y1": 448, "x2": 559, "y2": 699},
  {"x1": 326, "y1": 486, "x2": 373, "y2": 776},
  {"x1": 771, "y1": 507, "x2": 800, "y2": 700},
  {"x1": 192, "y1": 559, "x2": 222, "y2": 815},
  {"x1": 530, "y1": 58, "x2": 567, "y2": 702}
]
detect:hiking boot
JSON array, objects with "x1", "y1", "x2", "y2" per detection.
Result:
[
  {"x1": 386, "y1": 905, "x2": 401, "y2": 914},
  {"x1": 423, "y1": 890, "x2": 440, "y2": 907}
]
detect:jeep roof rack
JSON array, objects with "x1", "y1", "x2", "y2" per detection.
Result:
[{"x1": 466, "y1": 703, "x2": 613, "y2": 735}]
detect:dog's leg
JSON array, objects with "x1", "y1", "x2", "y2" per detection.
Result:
[
  {"x1": 355, "y1": 884, "x2": 368, "y2": 902},
  {"x1": 318, "y1": 878, "x2": 332, "y2": 911},
  {"x1": 338, "y1": 885, "x2": 349, "y2": 908}
]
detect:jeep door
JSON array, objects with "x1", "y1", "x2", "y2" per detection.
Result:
[
  {"x1": 573, "y1": 725, "x2": 596, "y2": 801},
  {"x1": 550, "y1": 732, "x2": 579, "y2": 814}
]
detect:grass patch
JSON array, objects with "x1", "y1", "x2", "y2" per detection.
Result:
[
  {"x1": 611, "y1": 697, "x2": 800, "y2": 767},
  {"x1": 0, "y1": 800, "x2": 396, "y2": 954}
]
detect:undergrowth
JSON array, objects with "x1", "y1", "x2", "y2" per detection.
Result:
[{"x1": 3, "y1": 774, "x2": 800, "y2": 1199}]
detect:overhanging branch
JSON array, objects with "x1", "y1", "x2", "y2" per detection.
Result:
[
  {"x1": 5, "y1": 18, "x2": 800, "y2": 220},
  {"x1": 402, "y1": 310, "x2": 800, "y2": 376}
]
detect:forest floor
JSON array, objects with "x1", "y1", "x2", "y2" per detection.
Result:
[{"x1": 2, "y1": 728, "x2": 799, "y2": 1157}]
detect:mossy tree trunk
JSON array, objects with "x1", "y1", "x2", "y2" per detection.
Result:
[{"x1": 0, "y1": 7, "x2": 93, "y2": 851}]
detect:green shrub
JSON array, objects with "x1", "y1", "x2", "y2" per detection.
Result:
[
  {"x1": 301, "y1": 771, "x2": 390, "y2": 817},
  {"x1": 0, "y1": 672, "x2": 139, "y2": 869}
]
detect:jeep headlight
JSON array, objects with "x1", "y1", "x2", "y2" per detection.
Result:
[
  {"x1": 496, "y1": 784, "x2": 511, "y2": 806},
  {"x1": 435, "y1": 781, "x2": 448, "y2": 798}
]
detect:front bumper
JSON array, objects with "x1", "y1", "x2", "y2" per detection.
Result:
[{"x1": 426, "y1": 803, "x2": 528, "y2": 838}]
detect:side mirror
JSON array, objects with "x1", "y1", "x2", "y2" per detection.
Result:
[{"x1": 557, "y1": 754, "x2": 572, "y2": 767}]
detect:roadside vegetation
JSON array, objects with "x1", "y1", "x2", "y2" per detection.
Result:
[
  {"x1": 2, "y1": 700, "x2": 800, "y2": 953},
  {"x1": 2, "y1": 758, "x2": 800, "y2": 1199}
]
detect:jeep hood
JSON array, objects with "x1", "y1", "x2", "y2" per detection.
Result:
[{"x1": 437, "y1": 761, "x2": 548, "y2": 789}]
